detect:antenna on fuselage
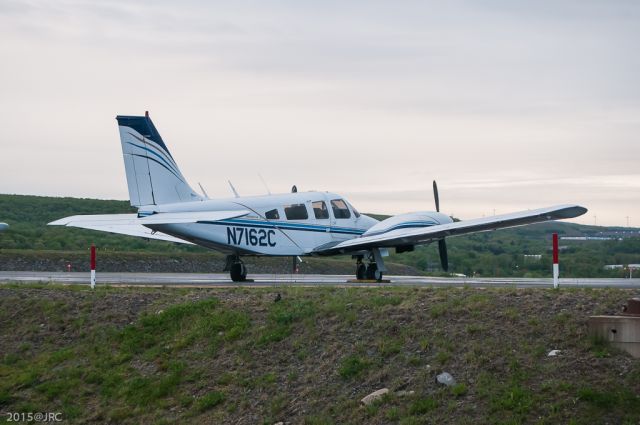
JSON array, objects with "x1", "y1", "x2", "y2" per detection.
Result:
[
  {"x1": 258, "y1": 173, "x2": 272, "y2": 195},
  {"x1": 198, "y1": 182, "x2": 210, "y2": 200},
  {"x1": 228, "y1": 180, "x2": 240, "y2": 198}
]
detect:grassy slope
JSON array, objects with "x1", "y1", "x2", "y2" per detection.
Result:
[
  {"x1": 1, "y1": 194, "x2": 639, "y2": 277},
  {"x1": 0, "y1": 285, "x2": 638, "y2": 424}
]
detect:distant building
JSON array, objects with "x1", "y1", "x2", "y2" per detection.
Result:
[
  {"x1": 523, "y1": 254, "x2": 542, "y2": 262},
  {"x1": 562, "y1": 236, "x2": 617, "y2": 241},
  {"x1": 605, "y1": 264, "x2": 640, "y2": 270},
  {"x1": 604, "y1": 264, "x2": 640, "y2": 278}
]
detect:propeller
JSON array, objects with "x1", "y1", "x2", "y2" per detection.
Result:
[{"x1": 433, "y1": 180, "x2": 448, "y2": 272}]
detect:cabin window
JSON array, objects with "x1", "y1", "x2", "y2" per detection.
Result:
[
  {"x1": 312, "y1": 201, "x2": 329, "y2": 219},
  {"x1": 265, "y1": 208, "x2": 280, "y2": 220},
  {"x1": 331, "y1": 199, "x2": 351, "y2": 219},
  {"x1": 284, "y1": 204, "x2": 308, "y2": 220}
]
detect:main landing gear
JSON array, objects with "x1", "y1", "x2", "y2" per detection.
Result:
[
  {"x1": 225, "y1": 255, "x2": 247, "y2": 282},
  {"x1": 354, "y1": 249, "x2": 386, "y2": 282}
]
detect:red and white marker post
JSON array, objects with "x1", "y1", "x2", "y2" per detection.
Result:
[
  {"x1": 552, "y1": 233, "x2": 559, "y2": 288},
  {"x1": 90, "y1": 244, "x2": 96, "y2": 289}
]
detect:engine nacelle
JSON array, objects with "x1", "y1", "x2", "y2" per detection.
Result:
[{"x1": 362, "y1": 211, "x2": 452, "y2": 237}]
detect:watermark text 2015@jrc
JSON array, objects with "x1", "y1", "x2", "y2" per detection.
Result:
[{"x1": 6, "y1": 412, "x2": 63, "y2": 422}]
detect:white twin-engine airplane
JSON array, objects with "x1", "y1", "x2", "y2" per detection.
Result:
[{"x1": 50, "y1": 112, "x2": 588, "y2": 282}]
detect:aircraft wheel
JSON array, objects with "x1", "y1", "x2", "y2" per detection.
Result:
[
  {"x1": 230, "y1": 262, "x2": 247, "y2": 282},
  {"x1": 366, "y1": 263, "x2": 377, "y2": 280},
  {"x1": 356, "y1": 263, "x2": 366, "y2": 280}
]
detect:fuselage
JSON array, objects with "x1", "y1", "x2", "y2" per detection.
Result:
[
  {"x1": 142, "y1": 190, "x2": 452, "y2": 256},
  {"x1": 144, "y1": 191, "x2": 377, "y2": 256}
]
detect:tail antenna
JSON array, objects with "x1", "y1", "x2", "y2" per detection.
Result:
[
  {"x1": 198, "y1": 182, "x2": 210, "y2": 200},
  {"x1": 228, "y1": 180, "x2": 240, "y2": 198}
]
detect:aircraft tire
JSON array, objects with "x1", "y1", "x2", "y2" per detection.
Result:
[
  {"x1": 366, "y1": 263, "x2": 377, "y2": 280},
  {"x1": 356, "y1": 263, "x2": 366, "y2": 280},
  {"x1": 230, "y1": 262, "x2": 247, "y2": 282}
]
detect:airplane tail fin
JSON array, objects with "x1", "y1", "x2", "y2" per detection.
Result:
[{"x1": 116, "y1": 112, "x2": 202, "y2": 207}]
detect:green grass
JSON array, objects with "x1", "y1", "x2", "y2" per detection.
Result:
[
  {"x1": 258, "y1": 298, "x2": 317, "y2": 345},
  {"x1": 409, "y1": 397, "x2": 437, "y2": 414},
  {"x1": 338, "y1": 355, "x2": 371, "y2": 379},
  {"x1": 451, "y1": 383, "x2": 468, "y2": 397},
  {"x1": 577, "y1": 387, "x2": 640, "y2": 411},
  {"x1": 196, "y1": 391, "x2": 226, "y2": 412},
  {"x1": 588, "y1": 334, "x2": 612, "y2": 358},
  {"x1": 1, "y1": 285, "x2": 639, "y2": 424}
]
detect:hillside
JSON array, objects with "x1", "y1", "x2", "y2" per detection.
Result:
[
  {"x1": 0, "y1": 284, "x2": 638, "y2": 424},
  {"x1": 1, "y1": 194, "x2": 639, "y2": 277}
]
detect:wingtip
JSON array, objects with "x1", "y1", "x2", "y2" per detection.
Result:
[{"x1": 555, "y1": 204, "x2": 588, "y2": 219}]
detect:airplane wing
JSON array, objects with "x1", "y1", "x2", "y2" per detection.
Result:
[
  {"x1": 314, "y1": 204, "x2": 587, "y2": 255},
  {"x1": 48, "y1": 210, "x2": 250, "y2": 245}
]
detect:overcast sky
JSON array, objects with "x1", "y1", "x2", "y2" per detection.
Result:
[{"x1": 1, "y1": 0, "x2": 638, "y2": 226}]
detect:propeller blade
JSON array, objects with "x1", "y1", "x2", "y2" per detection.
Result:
[
  {"x1": 433, "y1": 180, "x2": 440, "y2": 212},
  {"x1": 438, "y1": 239, "x2": 448, "y2": 272}
]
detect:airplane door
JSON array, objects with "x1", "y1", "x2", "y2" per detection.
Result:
[{"x1": 325, "y1": 195, "x2": 352, "y2": 242}]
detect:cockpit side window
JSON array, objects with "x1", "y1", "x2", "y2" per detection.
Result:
[
  {"x1": 330, "y1": 199, "x2": 351, "y2": 219},
  {"x1": 312, "y1": 201, "x2": 329, "y2": 219},
  {"x1": 265, "y1": 208, "x2": 280, "y2": 220},
  {"x1": 284, "y1": 204, "x2": 308, "y2": 220}
]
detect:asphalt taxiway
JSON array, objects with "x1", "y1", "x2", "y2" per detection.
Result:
[{"x1": 0, "y1": 271, "x2": 639, "y2": 289}]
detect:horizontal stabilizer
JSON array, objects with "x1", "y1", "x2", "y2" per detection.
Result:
[
  {"x1": 48, "y1": 214, "x2": 191, "y2": 244},
  {"x1": 48, "y1": 210, "x2": 250, "y2": 244}
]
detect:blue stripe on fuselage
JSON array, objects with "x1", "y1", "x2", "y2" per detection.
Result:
[
  {"x1": 197, "y1": 218, "x2": 437, "y2": 236},
  {"x1": 200, "y1": 218, "x2": 365, "y2": 235}
]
